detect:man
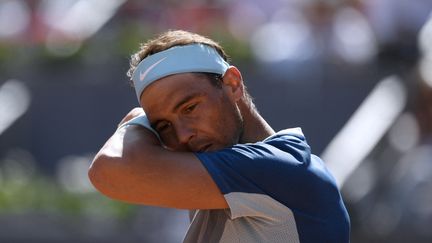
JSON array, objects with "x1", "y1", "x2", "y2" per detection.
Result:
[{"x1": 89, "y1": 30, "x2": 350, "y2": 242}]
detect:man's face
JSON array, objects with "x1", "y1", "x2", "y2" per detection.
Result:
[{"x1": 140, "y1": 73, "x2": 243, "y2": 152}]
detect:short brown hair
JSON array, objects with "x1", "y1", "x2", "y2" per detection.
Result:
[{"x1": 126, "y1": 30, "x2": 230, "y2": 79}]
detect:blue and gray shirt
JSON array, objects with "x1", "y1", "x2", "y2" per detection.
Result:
[{"x1": 185, "y1": 128, "x2": 350, "y2": 243}]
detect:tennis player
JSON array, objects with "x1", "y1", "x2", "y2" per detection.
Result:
[{"x1": 89, "y1": 30, "x2": 350, "y2": 243}]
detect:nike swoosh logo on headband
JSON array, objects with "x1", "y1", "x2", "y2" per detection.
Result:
[{"x1": 139, "y1": 57, "x2": 167, "y2": 82}]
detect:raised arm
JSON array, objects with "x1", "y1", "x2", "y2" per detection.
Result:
[{"x1": 88, "y1": 112, "x2": 228, "y2": 210}]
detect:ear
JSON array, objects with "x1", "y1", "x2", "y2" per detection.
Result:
[{"x1": 222, "y1": 66, "x2": 244, "y2": 101}]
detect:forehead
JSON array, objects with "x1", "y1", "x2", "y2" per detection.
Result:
[{"x1": 139, "y1": 73, "x2": 213, "y2": 113}]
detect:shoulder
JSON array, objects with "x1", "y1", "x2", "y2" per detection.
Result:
[
  {"x1": 200, "y1": 127, "x2": 311, "y2": 166},
  {"x1": 194, "y1": 127, "x2": 340, "y2": 201},
  {"x1": 193, "y1": 128, "x2": 320, "y2": 194}
]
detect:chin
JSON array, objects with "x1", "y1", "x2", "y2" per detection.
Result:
[{"x1": 211, "y1": 141, "x2": 235, "y2": 151}]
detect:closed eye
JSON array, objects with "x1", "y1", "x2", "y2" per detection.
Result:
[
  {"x1": 183, "y1": 103, "x2": 197, "y2": 114},
  {"x1": 155, "y1": 121, "x2": 172, "y2": 133}
]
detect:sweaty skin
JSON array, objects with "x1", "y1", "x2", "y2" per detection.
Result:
[
  {"x1": 89, "y1": 67, "x2": 274, "y2": 209},
  {"x1": 140, "y1": 73, "x2": 243, "y2": 152}
]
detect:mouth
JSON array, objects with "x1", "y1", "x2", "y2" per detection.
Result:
[{"x1": 198, "y1": 144, "x2": 212, "y2": 152}]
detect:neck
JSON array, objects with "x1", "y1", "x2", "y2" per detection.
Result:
[{"x1": 238, "y1": 98, "x2": 275, "y2": 144}]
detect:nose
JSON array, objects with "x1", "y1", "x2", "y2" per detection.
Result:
[{"x1": 175, "y1": 122, "x2": 195, "y2": 146}]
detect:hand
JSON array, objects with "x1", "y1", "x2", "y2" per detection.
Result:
[{"x1": 118, "y1": 107, "x2": 145, "y2": 127}]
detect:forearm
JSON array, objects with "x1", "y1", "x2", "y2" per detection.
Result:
[{"x1": 88, "y1": 124, "x2": 227, "y2": 209}]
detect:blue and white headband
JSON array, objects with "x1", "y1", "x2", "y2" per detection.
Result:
[{"x1": 131, "y1": 43, "x2": 230, "y2": 101}]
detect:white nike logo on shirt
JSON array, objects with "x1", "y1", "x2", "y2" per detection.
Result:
[{"x1": 140, "y1": 57, "x2": 167, "y2": 81}]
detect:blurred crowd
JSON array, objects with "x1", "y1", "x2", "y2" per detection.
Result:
[
  {"x1": 342, "y1": 16, "x2": 432, "y2": 242},
  {"x1": 1, "y1": 0, "x2": 430, "y2": 63}
]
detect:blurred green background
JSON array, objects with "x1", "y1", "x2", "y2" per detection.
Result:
[{"x1": 1, "y1": 0, "x2": 432, "y2": 242}]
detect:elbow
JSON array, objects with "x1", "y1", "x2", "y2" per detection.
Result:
[
  {"x1": 88, "y1": 155, "x2": 101, "y2": 191},
  {"x1": 89, "y1": 152, "x2": 146, "y2": 205},
  {"x1": 88, "y1": 152, "x2": 119, "y2": 199}
]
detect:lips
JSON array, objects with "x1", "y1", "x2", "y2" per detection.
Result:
[{"x1": 198, "y1": 144, "x2": 212, "y2": 152}]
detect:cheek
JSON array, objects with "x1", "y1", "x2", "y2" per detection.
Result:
[
  {"x1": 158, "y1": 132, "x2": 176, "y2": 147},
  {"x1": 157, "y1": 126, "x2": 180, "y2": 149},
  {"x1": 160, "y1": 133, "x2": 175, "y2": 146},
  {"x1": 220, "y1": 111, "x2": 242, "y2": 141},
  {"x1": 205, "y1": 100, "x2": 242, "y2": 144}
]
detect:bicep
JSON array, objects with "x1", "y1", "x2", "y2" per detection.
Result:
[{"x1": 89, "y1": 125, "x2": 228, "y2": 210}]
